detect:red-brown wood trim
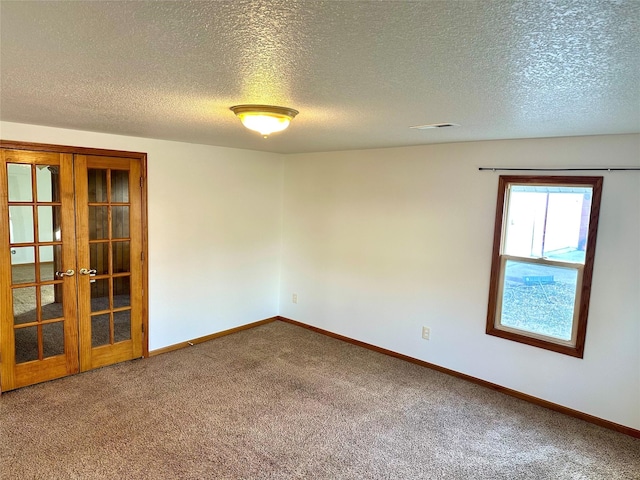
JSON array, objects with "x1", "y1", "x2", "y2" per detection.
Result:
[
  {"x1": 148, "y1": 317, "x2": 278, "y2": 357},
  {"x1": 575, "y1": 176, "x2": 603, "y2": 356},
  {"x1": 485, "y1": 175, "x2": 604, "y2": 359},
  {"x1": 277, "y1": 316, "x2": 640, "y2": 439},
  {"x1": 0, "y1": 140, "x2": 146, "y2": 160},
  {"x1": 485, "y1": 175, "x2": 508, "y2": 335}
]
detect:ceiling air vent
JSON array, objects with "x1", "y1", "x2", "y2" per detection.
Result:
[{"x1": 409, "y1": 123, "x2": 460, "y2": 130}]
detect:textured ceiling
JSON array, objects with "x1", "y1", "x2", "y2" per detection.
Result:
[{"x1": 1, "y1": 0, "x2": 639, "y2": 154}]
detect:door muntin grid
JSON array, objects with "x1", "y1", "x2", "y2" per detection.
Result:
[
  {"x1": 87, "y1": 168, "x2": 132, "y2": 347},
  {"x1": 7, "y1": 163, "x2": 65, "y2": 364}
]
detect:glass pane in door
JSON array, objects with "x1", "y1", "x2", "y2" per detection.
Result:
[
  {"x1": 90, "y1": 242, "x2": 110, "y2": 275},
  {"x1": 111, "y1": 170, "x2": 129, "y2": 202},
  {"x1": 41, "y1": 285, "x2": 63, "y2": 321},
  {"x1": 87, "y1": 169, "x2": 108, "y2": 202},
  {"x1": 15, "y1": 326, "x2": 39, "y2": 363},
  {"x1": 36, "y1": 165, "x2": 60, "y2": 202},
  {"x1": 91, "y1": 279, "x2": 110, "y2": 312},
  {"x1": 7, "y1": 163, "x2": 33, "y2": 202},
  {"x1": 113, "y1": 242, "x2": 130, "y2": 273},
  {"x1": 42, "y1": 322, "x2": 65, "y2": 358},
  {"x1": 11, "y1": 246, "x2": 35, "y2": 284},
  {"x1": 113, "y1": 276, "x2": 131, "y2": 308},
  {"x1": 39, "y1": 245, "x2": 58, "y2": 282},
  {"x1": 91, "y1": 314, "x2": 111, "y2": 347},
  {"x1": 9, "y1": 206, "x2": 34, "y2": 243},
  {"x1": 37, "y1": 206, "x2": 61, "y2": 242},
  {"x1": 89, "y1": 206, "x2": 108, "y2": 240},
  {"x1": 111, "y1": 206, "x2": 129, "y2": 238},
  {"x1": 114, "y1": 310, "x2": 131, "y2": 342},
  {"x1": 13, "y1": 287, "x2": 37, "y2": 324}
]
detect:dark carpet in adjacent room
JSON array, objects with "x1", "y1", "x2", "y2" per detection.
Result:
[{"x1": 1, "y1": 321, "x2": 638, "y2": 479}]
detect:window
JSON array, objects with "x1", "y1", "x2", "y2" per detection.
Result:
[{"x1": 486, "y1": 176, "x2": 603, "y2": 357}]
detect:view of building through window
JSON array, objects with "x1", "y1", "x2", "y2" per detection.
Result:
[{"x1": 504, "y1": 186, "x2": 592, "y2": 262}]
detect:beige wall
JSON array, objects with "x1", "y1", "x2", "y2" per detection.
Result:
[
  {"x1": 279, "y1": 134, "x2": 640, "y2": 429},
  {"x1": 1, "y1": 121, "x2": 284, "y2": 350}
]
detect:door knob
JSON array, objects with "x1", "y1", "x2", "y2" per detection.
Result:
[
  {"x1": 79, "y1": 268, "x2": 97, "y2": 275},
  {"x1": 56, "y1": 269, "x2": 75, "y2": 278}
]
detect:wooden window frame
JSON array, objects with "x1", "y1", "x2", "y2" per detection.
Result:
[{"x1": 486, "y1": 175, "x2": 603, "y2": 358}]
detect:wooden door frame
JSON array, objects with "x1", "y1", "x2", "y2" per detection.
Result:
[{"x1": 0, "y1": 140, "x2": 149, "y2": 364}]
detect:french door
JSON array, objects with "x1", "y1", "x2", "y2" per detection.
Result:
[{"x1": 1, "y1": 147, "x2": 146, "y2": 391}]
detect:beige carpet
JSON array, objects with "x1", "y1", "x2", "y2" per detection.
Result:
[{"x1": 1, "y1": 321, "x2": 638, "y2": 479}]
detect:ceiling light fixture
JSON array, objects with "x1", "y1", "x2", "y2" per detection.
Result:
[{"x1": 230, "y1": 104, "x2": 299, "y2": 138}]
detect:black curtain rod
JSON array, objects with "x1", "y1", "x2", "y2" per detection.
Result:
[{"x1": 479, "y1": 167, "x2": 640, "y2": 172}]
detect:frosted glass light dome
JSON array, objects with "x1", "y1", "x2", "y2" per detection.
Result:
[{"x1": 230, "y1": 105, "x2": 299, "y2": 138}]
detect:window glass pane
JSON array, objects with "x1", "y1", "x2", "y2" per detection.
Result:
[
  {"x1": 111, "y1": 170, "x2": 129, "y2": 202},
  {"x1": 504, "y1": 186, "x2": 592, "y2": 264},
  {"x1": 36, "y1": 165, "x2": 60, "y2": 202},
  {"x1": 500, "y1": 260, "x2": 578, "y2": 341},
  {"x1": 7, "y1": 164, "x2": 32, "y2": 202},
  {"x1": 88, "y1": 169, "x2": 108, "y2": 202},
  {"x1": 9, "y1": 206, "x2": 34, "y2": 243}
]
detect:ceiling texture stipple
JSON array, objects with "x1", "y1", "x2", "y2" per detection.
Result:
[{"x1": 0, "y1": 0, "x2": 638, "y2": 154}]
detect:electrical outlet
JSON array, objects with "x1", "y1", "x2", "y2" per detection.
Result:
[
  {"x1": 292, "y1": 293, "x2": 298, "y2": 304},
  {"x1": 422, "y1": 326, "x2": 430, "y2": 340}
]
